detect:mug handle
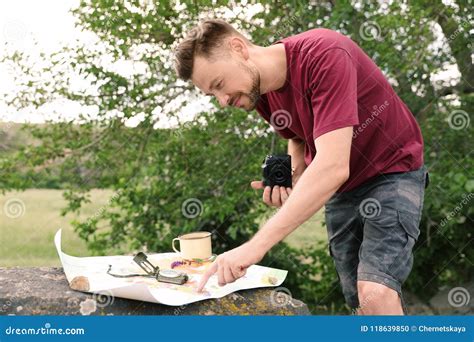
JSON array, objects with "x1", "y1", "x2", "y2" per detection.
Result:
[{"x1": 172, "y1": 238, "x2": 180, "y2": 253}]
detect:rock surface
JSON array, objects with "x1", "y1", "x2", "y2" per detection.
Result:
[
  {"x1": 404, "y1": 291, "x2": 435, "y2": 315},
  {"x1": 404, "y1": 281, "x2": 474, "y2": 316},
  {"x1": 0, "y1": 267, "x2": 310, "y2": 316},
  {"x1": 428, "y1": 281, "x2": 474, "y2": 315}
]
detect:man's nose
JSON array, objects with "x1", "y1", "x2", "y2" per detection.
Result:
[{"x1": 216, "y1": 93, "x2": 230, "y2": 107}]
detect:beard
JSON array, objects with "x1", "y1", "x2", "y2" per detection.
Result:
[{"x1": 238, "y1": 61, "x2": 261, "y2": 111}]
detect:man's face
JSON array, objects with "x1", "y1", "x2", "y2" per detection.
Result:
[{"x1": 191, "y1": 53, "x2": 261, "y2": 111}]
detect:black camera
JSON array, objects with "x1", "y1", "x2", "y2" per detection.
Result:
[{"x1": 262, "y1": 154, "x2": 292, "y2": 188}]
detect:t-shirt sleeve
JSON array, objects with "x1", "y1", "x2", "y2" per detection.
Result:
[{"x1": 309, "y1": 48, "x2": 359, "y2": 139}]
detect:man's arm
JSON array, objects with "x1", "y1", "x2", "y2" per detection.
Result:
[
  {"x1": 248, "y1": 126, "x2": 352, "y2": 253},
  {"x1": 287, "y1": 137, "x2": 307, "y2": 185},
  {"x1": 197, "y1": 126, "x2": 353, "y2": 291}
]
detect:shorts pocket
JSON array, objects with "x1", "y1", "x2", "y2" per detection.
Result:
[{"x1": 397, "y1": 210, "x2": 421, "y2": 242}]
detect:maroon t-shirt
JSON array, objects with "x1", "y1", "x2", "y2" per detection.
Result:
[{"x1": 255, "y1": 28, "x2": 424, "y2": 192}]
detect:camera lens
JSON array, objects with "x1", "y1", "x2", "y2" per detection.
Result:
[
  {"x1": 271, "y1": 166, "x2": 289, "y2": 183},
  {"x1": 275, "y1": 170, "x2": 284, "y2": 181}
]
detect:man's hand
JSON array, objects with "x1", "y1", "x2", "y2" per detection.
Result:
[
  {"x1": 196, "y1": 242, "x2": 265, "y2": 293},
  {"x1": 250, "y1": 181, "x2": 292, "y2": 208}
]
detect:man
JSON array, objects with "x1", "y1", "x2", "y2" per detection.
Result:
[{"x1": 173, "y1": 19, "x2": 428, "y2": 314}]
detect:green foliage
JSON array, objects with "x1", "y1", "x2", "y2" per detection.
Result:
[
  {"x1": 69, "y1": 109, "x2": 273, "y2": 252},
  {"x1": 1, "y1": 0, "x2": 472, "y2": 312},
  {"x1": 408, "y1": 96, "x2": 473, "y2": 298}
]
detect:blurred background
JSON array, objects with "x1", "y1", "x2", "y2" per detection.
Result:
[{"x1": 0, "y1": 0, "x2": 472, "y2": 314}]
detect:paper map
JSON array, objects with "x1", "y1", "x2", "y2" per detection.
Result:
[{"x1": 54, "y1": 229, "x2": 288, "y2": 306}]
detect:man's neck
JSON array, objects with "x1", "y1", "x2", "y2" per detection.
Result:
[{"x1": 250, "y1": 44, "x2": 287, "y2": 94}]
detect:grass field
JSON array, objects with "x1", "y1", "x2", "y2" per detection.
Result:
[{"x1": 0, "y1": 189, "x2": 327, "y2": 267}]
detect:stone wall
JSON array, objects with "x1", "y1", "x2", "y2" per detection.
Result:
[{"x1": 0, "y1": 267, "x2": 310, "y2": 316}]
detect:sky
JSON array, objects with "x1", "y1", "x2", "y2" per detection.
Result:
[
  {"x1": 0, "y1": 0, "x2": 461, "y2": 126},
  {"x1": 0, "y1": 0, "x2": 214, "y2": 127},
  {"x1": 0, "y1": 0, "x2": 79, "y2": 52},
  {"x1": 0, "y1": 0, "x2": 90, "y2": 124}
]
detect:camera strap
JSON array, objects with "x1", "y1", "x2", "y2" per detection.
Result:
[{"x1": 270, "y1": 131, "x2": 276, "y2": 154}]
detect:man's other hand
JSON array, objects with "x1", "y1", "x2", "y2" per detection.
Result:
[{"x1": 250, "y1": 181, "x2": 292, "y2": 208}]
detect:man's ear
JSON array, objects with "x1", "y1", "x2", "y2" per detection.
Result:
[{"x1": 228, "y1": 37, "x2": 249, "y2": 60}]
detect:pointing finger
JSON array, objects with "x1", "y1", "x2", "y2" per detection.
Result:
[{"x1": 197, "y1": 261, "x2": 218, "y2": 292}]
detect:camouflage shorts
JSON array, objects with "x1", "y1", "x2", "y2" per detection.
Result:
[{"x1": 325, "y1": 165, "x2": 429, "y2": 311}]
